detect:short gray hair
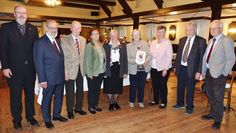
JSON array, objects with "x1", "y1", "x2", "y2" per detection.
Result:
[
  {"x1": 186, "y1": 21, "x2": 197, "y2": 28},
  {"x1": 210, "y1": 20, "x2": 224, "y2": 28}
]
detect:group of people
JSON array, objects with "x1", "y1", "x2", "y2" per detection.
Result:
[{"x1": 0, "y1": 6, "x2": 235, "y2": 130}]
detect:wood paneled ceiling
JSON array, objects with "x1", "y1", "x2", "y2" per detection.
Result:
[
  {"x1": 24, "y1": 0, "x2": 116, "y2": 10},
  {"x1": 0, "y1": 0, "x2": 236, "y2": 27}
]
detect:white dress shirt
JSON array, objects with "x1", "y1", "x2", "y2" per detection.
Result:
[
  {"x1": 46, "y1": 33, "x2": 61, "y2": 53},
  {"x1": 72, "y1": 34, "x2": 80, "y2": 45}
]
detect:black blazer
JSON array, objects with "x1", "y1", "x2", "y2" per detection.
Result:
[
  {"x1": 104, "y1": 42, "x2": 128, "y2": 78},
  {"x1": 175, "y1": 35, "x2": 207, "y2": 78},
  {"x1": 0, "y1": 21, "x2": 39, "y2": 76},
  {"x1": 34, "y1": 34, "x2": 65, "y2": 85}
]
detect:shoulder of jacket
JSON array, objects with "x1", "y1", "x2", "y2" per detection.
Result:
[
  {"x1": 26, "y1": 23, "x2": 35, "y2": 28},
  {"x1": 79, "y1": 35, "x2": 86, "y2": 40},
  {"x1": 222, "y1": 35, "x2": 233, "y2": 43},
  {"x1": 180, "y1": 37, "x2": 187, "y2": 41},
  {"x1": 1, "y1": 21, "x2": 13, "y2": 28},
  {"x1": 196, "y1": 35, "x2": 206, "y2": 41},
  {"x1": 61, "y1": 35, "x2": 69, "y2": 41}
]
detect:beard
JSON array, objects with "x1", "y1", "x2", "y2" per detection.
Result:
[
  {"x1": 50, "y1": 32, "x2": 58, "y2": 38},
  {"x1": 16, "y1": 16, "x2": 27, "y2": 25}
]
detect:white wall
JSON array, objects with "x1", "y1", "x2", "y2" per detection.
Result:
[{"x1": 116, "y1": 18, "x2": 236, "y2": 44}]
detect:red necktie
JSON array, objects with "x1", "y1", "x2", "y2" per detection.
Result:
[
  {"x1": 206, "y1": 38, "x2": 216, "y2": 63},
  {"x1": 75, "y1": 38, "x2": 80, "y2": 54},
  {"x1": 52, "y1": 41, "x2": 61, "y2": 54}
]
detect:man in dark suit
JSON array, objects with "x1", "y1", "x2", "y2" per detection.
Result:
[
  {"x1": 34, "y1": 20, "x2": 68, "y2": 129},
  {"x1": 173, "y1": 21, "x2": 207, "y2": 115},
  {"x1": 0, "y1": 6, "x2": 39, "y2": 129},
  {"x1": 201, "y1": 20, "x2": 235, "y2": 129}
]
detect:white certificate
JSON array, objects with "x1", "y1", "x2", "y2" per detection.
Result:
[{"x1": 136, "y1": 51, "x2": 146, "y2": 65}]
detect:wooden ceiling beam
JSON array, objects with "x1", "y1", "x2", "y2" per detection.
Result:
[
  {"x1": 63, "y1": 2, "x2": 100, "y2": 10},
  {"x1": 0, "y1": 13, "x2": 97, "y2": 23},
  {"x1": 117, "y1": 0, "x2": 132, "y2": 15},
  {"x1": 100, "y1": 2, "x2": 111, "y2": 18},
  {"x1": 64, "y1": 0, "x2": 116, "y2": 6},
  {"x1": 98, "y1": 0, "x2": 236, "y2": 21},
  {"x1": 153, "y1": 0, "x2": 164, "y2": 9},
  {"x1": 26, "y1": 1, "x2": 100, "y2": 10}
]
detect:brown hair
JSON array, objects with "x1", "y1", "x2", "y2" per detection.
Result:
[
  {"x1": 90, "y1": 28, "x2": 100, "y2": 36},
  {"x1": 157, "y1": 25, "x2": 166, "y2": 31}
]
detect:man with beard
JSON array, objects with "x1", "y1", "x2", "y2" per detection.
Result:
[
  {"x1": 34, "y1": 20, "x2": 68, "y2": 129},
  {"x1": 0, "y1": 6, "x2": 39, "y2": 129}
]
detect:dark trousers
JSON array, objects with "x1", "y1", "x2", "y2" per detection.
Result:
[
  {"x1": 7, "y1": 70, "x2": 36, "y2": 123},
  {"x1": 151, "y1": 68, "x2": 170, "y2": 105},
  {"x1": 205, "y1": 70, "x2": 227, "y2": 122},
  {"x1": 129, "y1": 71, "x2": 147, "y2": 103},
  {"x1": 65, "y1": 68, "x2": 84, "y2": 113},
  {"x1": 42, "y1": 83, "x2": 64, "y2": 122},
  {"x1": 151, "y1": 68, "x2": 160, "y2": 103},
  {"x1": 87, "y1": 73, "x2": 104, "y2": 108},
  {"x1": 176, "y1": 65, "x2": 197, "y2": 110}
]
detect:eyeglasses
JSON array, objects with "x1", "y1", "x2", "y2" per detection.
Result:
[
  {"x1": 210, "y1": 27, "x2": 221, "y2": 30},
  {"x1": 15, "y1": 11, "x2": 27, "y2": 15},
  {"x1": 91, "y1": 33, "x2": 99, "y2": 35},
  {"x1": 47, "y1": 26, "x2": 58, "y2": 30}
]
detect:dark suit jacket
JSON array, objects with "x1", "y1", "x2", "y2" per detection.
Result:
[
  {"x1": 175, "y1": 35, "x2": 207, "y2": 78},
  {"x1": 104, "y1": 42, "x2": 128, "y2": 78},
  {"x1": 34, "y1": 34, "x2": 65, "y2": 85},
  {"x1": 0, "y1": 21, "x2": 39, "y2": 77}
]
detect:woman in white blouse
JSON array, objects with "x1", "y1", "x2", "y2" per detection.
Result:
[
  {"x1": 149, "y1": 26, "x2": 173, "y2": 109},
  {"x1": 103, "y1": 30, "x2": 128, "y2": 111}
]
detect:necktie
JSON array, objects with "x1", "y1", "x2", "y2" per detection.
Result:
[
  {"x1": 206, "y1": 38, "x2": 216, "y2": 63},
  {"x1": 75, "y1": 38, "x2": 80, "y2": 54},
  {"x1": 52, "y1": 41, "x2": 61, "y2": 54},
  {"x1": 182, "y1": 38, "x2": 191, "y2": 63},
  {"x1": 19, "y1": 25, "x2": 25, "y2": 35}
]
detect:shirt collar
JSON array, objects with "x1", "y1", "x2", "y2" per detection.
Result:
[
  {"x1": 46, "y1": 32, "x2": 55, "y2": 43},
  {"x1": 71, "y1": 34, "x2": 79, "y2": 41},
  {"x1": 213, "y1": 33, "x2": 222, "y2": 41},
  {"x1": 16, "y1": 22, "x2": 26, "y2": 29},
  {"x1": 109, "y1": 40, "x2": 120, "y2": 47},
  {"x1": 188, "y1": 35, "x2": 196, "y2": 42}
]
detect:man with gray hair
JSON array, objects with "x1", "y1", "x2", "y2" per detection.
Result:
[
  {"x1": 201, "y1": 20, "x2": 235, "y2": 129},
  {"x1": 34, "y1": 20, "x2": 68, "y2": 129},
  {"x1": 173, "y1": 21, "x2": 207, "y2": 115},
  {"x1": 60, "y1": 21, "x2": 87, "y2": 119}
]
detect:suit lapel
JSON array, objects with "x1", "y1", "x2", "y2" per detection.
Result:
[
  {"x1": 24, "y1": 24, "x2": 29, "y2": 37},
  {"x1": 188, "y1": 36, "x2": 198, "y2": 55},
  {"x1": 13, "y1": 21, "x2": 25, "y2": 38},
  {"x1": 211, "y1": 35, "x2": 224, "y2": 58},
  {"x1": 44, "y1": 35, "x2": 61, "y2": 55},
  {"x1": 179, "y1": 37, "x2": 187, "y2": 56},
  {"x1": 56, "y1": 39, "x2": 63, "y2": 55},
  {"x1": 78, "y1": 36, "x2": 85, "y2": 55},
  {"x1": 69, "y1": 35, "x2": 80, "y2": 55}
]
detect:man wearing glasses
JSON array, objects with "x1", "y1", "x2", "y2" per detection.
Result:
[
  {"x1": 34, "y1": 20, "x2": 68, "y2": 129},
  {"x1": 0, "y1": 6, "x2": 39, "y2": 129},
  {"x1": 201, "y1": 20, "x2": 235, "y2": 129}
]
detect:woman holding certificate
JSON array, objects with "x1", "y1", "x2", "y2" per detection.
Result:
[
  {"x1": 149, "y1": 26, "x2": 173, "y2": 109},
  {"x1": 103, "y1": 30, "x2": 128, "y2": 111},
  {"x1": 127, "y1": 29, "x2": 151, "y2": 108}
]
